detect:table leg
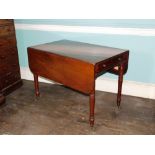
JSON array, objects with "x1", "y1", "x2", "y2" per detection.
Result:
[
  {"x1": 117, "y1": 63, "x2": 124, "y2": 108},
  {"x1": 34, "y1": 74, "x2": 40, "y2": 97},
  {"x1": 89, "y1": 91, "x2": 95, "y2": 127}
]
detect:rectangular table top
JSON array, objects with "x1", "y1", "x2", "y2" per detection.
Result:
[{"x1": 30, "y1": 40, "x2": 128, "y2": 64}]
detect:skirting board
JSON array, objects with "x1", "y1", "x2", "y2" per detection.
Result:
[{"x1": 20, "y1": 67, "x2": 155, "y2": 100}]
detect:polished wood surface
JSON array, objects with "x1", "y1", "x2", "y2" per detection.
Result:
[
  {"x1": 28, "y1": 40, "x2": 129, "y2": 126},
  {"x1": 30, "y1": 40, "x2": 128, "y2": 64},
  {"x1": 0, "y1": 19, "x2": 22, "y2": 97},
  {"x1": 28, "y1": 48, "x2": 95, "y2": 94}
]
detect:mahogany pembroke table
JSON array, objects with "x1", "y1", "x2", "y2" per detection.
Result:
[{"x1": 27, "y1": 40, "x2": 129, "y2": 127}]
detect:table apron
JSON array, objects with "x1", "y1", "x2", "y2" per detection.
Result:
[{"x1": 95, "y1": 53, "x2": 129, "y2": 77}]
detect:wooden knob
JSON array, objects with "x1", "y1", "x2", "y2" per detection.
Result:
[
  {"x1": 102, "y1": 64, "x2": 106, "y2": 67},
  {"x1": 114, "y1": 66, "x2": 119, "y2": 70}
]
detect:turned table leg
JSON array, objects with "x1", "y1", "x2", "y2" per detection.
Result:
[
  {"x1": 89, "y1": 90, "x2": 95, "y2": 127},
  {"x1": 117, "y1": 63, "x2": 124, "y2": 108},
  {"x1": 34, "y1": 74, "x2": 40, "y2": 97}
]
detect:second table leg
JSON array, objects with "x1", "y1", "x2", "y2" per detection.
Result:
[
  {"x1": 117, "y1": 63, "x2": 124, "y2": 108},
  {"x1": 89, "y1": 90, "x2": 95, "y2": 127},
  {"x1": 34, "y1": 74, "x2": 40, "y2": 97}
]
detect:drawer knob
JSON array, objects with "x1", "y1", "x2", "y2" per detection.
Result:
[
  {"x1": 114, "y1": 66, "x2": 119, "y2": 70},
  {"x1": 102, "y1": 64, "x2": 106, "y2": 67},
  {"x1": 118, "y1": 57, "x2": 121, "y2": 61}
]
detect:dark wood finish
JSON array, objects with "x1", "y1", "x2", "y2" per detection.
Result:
[
  {"x1": 0, "y1": 25, "x2": 15, "y2": 36},
  {"x1": 89, "y1": 91, "x2": 95, "y2": 127},
  {"x1": 28, "y1": 48, "x2": 95, "y2": 94},
  {"x1": 0, "y1": 19, "x2": 13, "y2": 26},
  {"x1": 117, "y1": 63, "x2": 124, "y2": 107},
  {"x1": 28, "y1": 40, "x2": 129, "y2": 126},
  {"x1": 0, "y1": 36, "x2": 16, "y2": 48},
  {"x1": 34, "y1": 74, "x2": 40, "y2": 96},
  {"x1": 0, "y1": 19, "x2": 22, "y2": 97}
]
